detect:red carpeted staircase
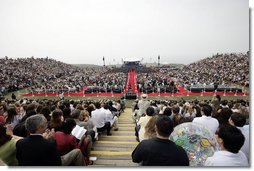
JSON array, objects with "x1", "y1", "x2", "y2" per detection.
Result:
[{"x1": 125, "y1": 69, "x2": 137, "y2": 93}]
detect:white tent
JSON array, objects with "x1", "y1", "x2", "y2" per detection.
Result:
[{"x1": 123, "y1": 58, "x2": 141, "y2": 62}]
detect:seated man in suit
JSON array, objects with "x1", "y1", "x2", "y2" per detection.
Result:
[{"x1": 16, "y1": 114, "x2": 85, "y2": 166}]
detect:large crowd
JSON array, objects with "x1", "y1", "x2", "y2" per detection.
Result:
[
  {"x1": 0, "y1": 52, "x2": 250, "y2": 166},
  {"x1": 136, "y1": 71, "x2": 177, "y2": 93},
  {"x1": 134, "y1": 53, "x2": 249, "y2": 94},
  {"x1": 168, "y1": 53, "x2": 249, "y2": 88},
  {"x1": 84, "y1": 71, "x2": 127, "y2": 93},
  {"x1": 0, "y1": 98, "x2": 124, "y2": 166},
  {"x1": 0, "y1": 52, "x2": 249, "y2": 96},
  {"x1": 0, "y1": 57, "x2": 129, "y2": 95},
  {"x1": 131, "y1": 94, "x2": 249, "y2": 166},
  {"x1": 0, "y1": 57, "x2": 83, "y2": 95},
  {"x1": 0, "y1": 93, "x2": 249, "y2": 166}
]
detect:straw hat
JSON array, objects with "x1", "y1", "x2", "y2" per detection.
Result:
[{"x1": 141, "y1": 93, "x2": 148, "y2": 100}]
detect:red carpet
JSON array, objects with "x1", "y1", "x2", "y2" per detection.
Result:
[{"x1": 125, "y1": 69, "x2": 138, "y2": 93}]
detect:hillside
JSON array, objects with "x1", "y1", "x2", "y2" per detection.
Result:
[{"x1": 72, "y1": 64, "x2": 103, "y2": 69}]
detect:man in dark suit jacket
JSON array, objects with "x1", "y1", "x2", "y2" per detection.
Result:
[
  {"x1": 16, "y1": 134, "x2": 62, "y2": 166},
  {"x1": 16, "y1": 114, "x2": 62, "y2": 166},
  {"x1": 16, "y1": 114, "x2": 85, "y2": 166}
]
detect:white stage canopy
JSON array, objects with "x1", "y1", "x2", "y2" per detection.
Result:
[{"x1": 123, "y1": 58, "x2": 141, "y2": 62}]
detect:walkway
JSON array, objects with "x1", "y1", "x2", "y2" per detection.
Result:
[
  {"x1": 90, "y1": 108, "x2": 139, "y2": 166},
  {"x1": 125, "y1": 69, "x2": 138, "y2": 93}
]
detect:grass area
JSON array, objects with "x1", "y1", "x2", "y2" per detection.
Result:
[{"x1": 3, "y1": 88, "x2": 249, "y2": 108}]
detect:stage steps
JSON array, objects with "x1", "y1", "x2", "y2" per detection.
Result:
[{"x1": 90, "y1": 108, "x2": 139, "y2": 167}]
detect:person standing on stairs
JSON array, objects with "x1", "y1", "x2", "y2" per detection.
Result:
[
  {"x1": 132, "y1": 115, "x2": 189, "y2": 166},
  {"x1": 91, "y1": 102, "x2": 112, "y2": 136}
]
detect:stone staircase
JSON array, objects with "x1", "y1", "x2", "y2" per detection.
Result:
[{"x1": 89, "y1": 108, "x2": 139, "y2": 167}]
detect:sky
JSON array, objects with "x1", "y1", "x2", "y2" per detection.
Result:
[{"x1": 0, "y1": 0, "x2": 249, "y2": 65}]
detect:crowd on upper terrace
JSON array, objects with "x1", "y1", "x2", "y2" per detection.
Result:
[
  {"x1": 168, "y1": 53, "x2": 249, "y2": 88},
  {"x1": 0, "y1": 57, "x2": 82, "y2": 94},
  {"x1": 134, "y1": 53, "x2": 249, "y2": 93},
  {"x1": 0, "y1": 57, "x2": 127, "y2": 95}
]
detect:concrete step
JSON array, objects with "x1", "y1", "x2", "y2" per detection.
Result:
[
  {"x1": 118, "y1": 118, "x2": 133, "y2": 122},
  {"x1": 118, "y1": 123, "x2": 136, "y2": 127},
  {"x1": 91, "y1": 151, "x2": 132, "y2": 156},
  {"x1": 90, "y1": 154, "x2": 132, "y2": 160},
  {"x1": 98, "y1": 135, "x2": 136, "y2": 141},
  {"x1": 94, "y1": 142, "x2": 138, "y2": 148},
  {"x1": 119, "y1": 116, "x2": 133, "y2": 119},
  {"x1": 99, "y1": 135, "x2": 136, "y2": 138},
  {"x1": 109, "y1": 131, "x2": 135, "y2": 136},
  {"x1": 93, "y1": 146, "x2": 136, "y2": 151},
  {"x1": 95, "y1": 140, "x2": 138, "y2": 145},
  {"x1": 97, "y1": 130, "x2": 135, "y2": 136},
  {"x1": 116, "y1": 126, "x2": 135, "y2": 131},
  {"x1": 117, "y1": 121, "x2": 135, "y2": 124},
  {"x1": 92, "y1": 159, "x2": 138, "y2": 166}
]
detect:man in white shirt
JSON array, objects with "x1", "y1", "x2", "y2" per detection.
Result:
[
  {"x1": 192, "y1": 104, "x2": 219, "y2": 134},
  {"x1": 91, "y1": 102, "x2": 111, "y2": 136},
  {"x1": 205, "y1": 125, "x2": 248, "y2": 166},
  {"x1": 229, "y1": 112, "x2": 249, "y2": 161},
  {"x1": 102, "y1": 103, "x2": 119, "y2": 131}
]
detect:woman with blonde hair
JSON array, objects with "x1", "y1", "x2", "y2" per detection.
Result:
[
  {"x1": 143, "y1": 115, "x2": 158, "y2": 140},
  {"x1": 137, "y1": 107, "x2": 155, "y2": 142},
  {"x1": 79, "y1": 109, "x2": 90, "y2": 122}
]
